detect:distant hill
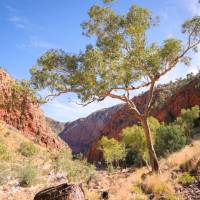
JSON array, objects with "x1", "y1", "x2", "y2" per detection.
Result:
[
  {"x1": 46, "y1": 117, "x2": 65, "y2": 134},
  {"x1": 59, "y1": 72, "x2": 200, "y2": 161}
]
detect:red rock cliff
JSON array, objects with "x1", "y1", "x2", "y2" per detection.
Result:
[{"x1": 0, "y1": 69, "x2": 65, "y2": 150}]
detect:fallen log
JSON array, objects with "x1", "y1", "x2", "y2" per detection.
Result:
[{"x1": 34, "y1": 183, "x2": 85, "y2": 200}]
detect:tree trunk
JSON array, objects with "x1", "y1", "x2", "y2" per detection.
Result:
[{"x1": 141, "y1": 117, "x2": 160, "y2": 172}]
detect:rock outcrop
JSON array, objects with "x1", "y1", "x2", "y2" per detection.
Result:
[
  {"x1": 0, "y1": 69, "x2": 65, "y2": 150},
  {"x1": 59, "y1": 105, "x2": 123, "y2": 154},
  {"x1": 34, "y1": 183, "x2": 85, "y2": 200},
  {"x1": 46, "y1": 117, "x2": 65, "y2": 135},
  {"x1": 60, "y1": 72, "x2": 200, "y2": 162}
]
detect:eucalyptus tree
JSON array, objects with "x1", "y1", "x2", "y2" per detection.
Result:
[{"x1": 30, "y1": 0, "x2": 200, "y2": 172}]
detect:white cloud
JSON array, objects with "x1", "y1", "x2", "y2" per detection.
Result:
[
  {"x1": 8, "y1": 15, "x2": 31, "y2": 30},
  {"x1": 5, "y1": 4, "x2": 35, "y2": 30},
  {"x1": 17, "y1": 36, "x2": 56, "y2": 49},
  {"x1": 183, "y1": 0, "x2": 200, "y2": 15}
]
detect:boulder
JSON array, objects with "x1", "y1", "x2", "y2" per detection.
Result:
[{"x1": 34, "y1": 183, "x2": 85, "y2": 200}]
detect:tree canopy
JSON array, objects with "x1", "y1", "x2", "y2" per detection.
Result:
[
  {"x1": 30, "y1": 0, "x2": 200, "y2": 172},
  {"x1": 30, "y1": 4, "x2": 200, "y2": 111}
]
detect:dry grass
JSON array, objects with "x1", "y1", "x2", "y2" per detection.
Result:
[
  {"x1": 84, "y1": 189, "x2": 100, "y2": 200},
  {"x1": 160, "y1": 139, "x2": 200, "y2": 171},
  {"x1": 143, "y1": 173, "x2": 174, "y2": 195}
]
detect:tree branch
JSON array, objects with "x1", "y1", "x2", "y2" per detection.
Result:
[{"x1": 144, "y1": 79, "x2": 156, "y2": 117}]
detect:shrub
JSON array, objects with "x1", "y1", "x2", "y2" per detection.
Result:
[
  {"x1": 174, "y1": 105, "x2": 200, "y2": 139},
  {"x1": 0, "y1": 139, "x2": 10, "y2": 161},
  {"x1": 143, "y1": 174, "x2": 173, "y2": 195},
  {"x1": 122, "y1": 117, "x2": 160, "y2": 166},
  {"x1": 0, "y1": 163, "x2": 10, "y2": 185},
  {"x1": 54, "y1": 149, "x2": 96, "y2": 183},
  {"x1": 54, "y1": 148, "x2": 72, "y2": 172},
  {"x1": 155, "y1": 124, "x2": 187, "y2": 158},
  {"x1": 19, "y1": 141, "x2": 38, "y2": 157},
  {"x1": 178, "y1": 172, "x2": 195, "y2": 185},
  {"x1": 98, "y1": 136, "x2": 126, "y2": 168},
  {"x1": 19, "y1": 162, "x2": 38, "y2": 186},
  {"x1": 131, "y1": 182, "x2": 148, "y2": 200},
  {"x1": 84, "y1": 189, "x2": 100, "y2": 200}
]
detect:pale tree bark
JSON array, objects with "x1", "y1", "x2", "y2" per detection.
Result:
[{"x1": 141, "y1": 117, "x2": 160, "y2": 172}]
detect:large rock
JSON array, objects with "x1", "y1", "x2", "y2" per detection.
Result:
[{"x1": 34, "y1": 183, "x2": 85, "y2": 200}]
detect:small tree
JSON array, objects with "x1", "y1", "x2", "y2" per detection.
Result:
[
  {"x1": 174, "y1": 105, "x2": 200, "y2": 139},
  {"x1": 122, "y1": 117, "x2": 160, "y2": 167},
  {"x1": 98, "y1": 136, "x2": 126, "y2": 169},
  {"x1": 154, "y1": 124, "x2": 187, "y2": 158},
  {"x1": 30, "y1": 1, "x2": 200, "y2": 172}
]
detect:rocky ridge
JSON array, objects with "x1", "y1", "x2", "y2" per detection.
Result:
[{"x1": 0, "y1": 69, "x2": 65, "y2": 149}]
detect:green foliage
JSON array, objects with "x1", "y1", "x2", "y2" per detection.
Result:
[
  {"x1": 122, "y1": 125, "x2": 146, "y2": 166},
  {"x1": 19, "y1": 142, "x2": 38, "y2": 157},
  {"x1": 122, "y1": 117, "x2": 160, "y2": 166},
  {"x1": 122, "y1": 106, "x2": 199, "y2": 165},
  {"x1": 178, "y1": 172, "x2": 195, "y2": 185},
  {"x1": 30, "y1": 0, "x2": 200, "y2": 172},
  {"x1": 30, "y1": 3, "x2": 200, "y2": 105},
  {"x1": 19, "y1": 162, "x2": 38, "y2": 186},
  {"x1": 54, "y1": 149, "x2": 96, "y2": 183},
  {"x1": 174, "y1": 105, "x2": 200, "y2": 139},
  {"x1": 54, "y1": 148, "x2": 72, "y2": 172},
  {"x1": 154, "y1": 124, "x2": 187, "y2": 158},
  {"x1": 98, "y1": 136, "x2": 126, "y2": 168}
]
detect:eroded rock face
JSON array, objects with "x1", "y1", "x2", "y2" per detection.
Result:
[
  {"x1": 0, "y1": 69, "x2": 65, "y2": 150},
  {"x1": 60, "y1": 73, "x2": 200, "y2": 162},
  {"x1": 59, "y1": 105, "x2": 123, "y2": 154}
]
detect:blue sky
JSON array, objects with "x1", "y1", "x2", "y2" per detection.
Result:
[{"x1": 0, "y1": 0, "x2": 200, "y2": 122}]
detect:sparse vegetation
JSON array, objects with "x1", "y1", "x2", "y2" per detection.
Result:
[
  {"x1": 0, "y1": 139, "x2": 10, "y2": 160},
  {"x1": 54, "y1": 148, "x2": 97, "y2": 183},
  {"x1": 19, "y1": 162, "x2": 38, "y2": 186},
  {"x1": 19, "y1": 141, "x2": 38, "y2": 157},
  {"x1": 143, "y1": 174, "x2": 174, "y2": 196},
  {"x1": 178, "y1": 172, "x2": 196, "y2": 185}
]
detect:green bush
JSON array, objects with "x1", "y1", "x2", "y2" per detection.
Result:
[
  {"x1": 178, "y1": 172, "x2": 195, "y2": 185},
  {"x1": 174, "y1": 105, "x2": 200, "y2": 139},
  {"x1": 54, "y1": 149, "x2": 72, "y2": 172},
  {"x1": 54, "y1": 149, "x2": 96, "y2": 183},
  {"x1": 122, "y1": 117, "x2": 160, "y2": 166},
  {"x1": 19, "y1": 142, "x2": 38, "y2": 157},
  {"x1": 155, "y1": 124, "x2": 187, "y2": 158},
  {"x1": 19, "y1": 162, "x2": 38, "y2": 186},
  {"x1": 98, "y1": 136, "x2": 126, "y2": 168}
]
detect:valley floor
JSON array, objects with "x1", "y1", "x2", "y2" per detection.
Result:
[{"x1": 1, "y1": 120, "x2": 200, "y2": 200}]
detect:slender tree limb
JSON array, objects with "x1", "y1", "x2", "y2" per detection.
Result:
[{"x1": 144, "y1": 79, "x2": 156, "y2": 117}]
